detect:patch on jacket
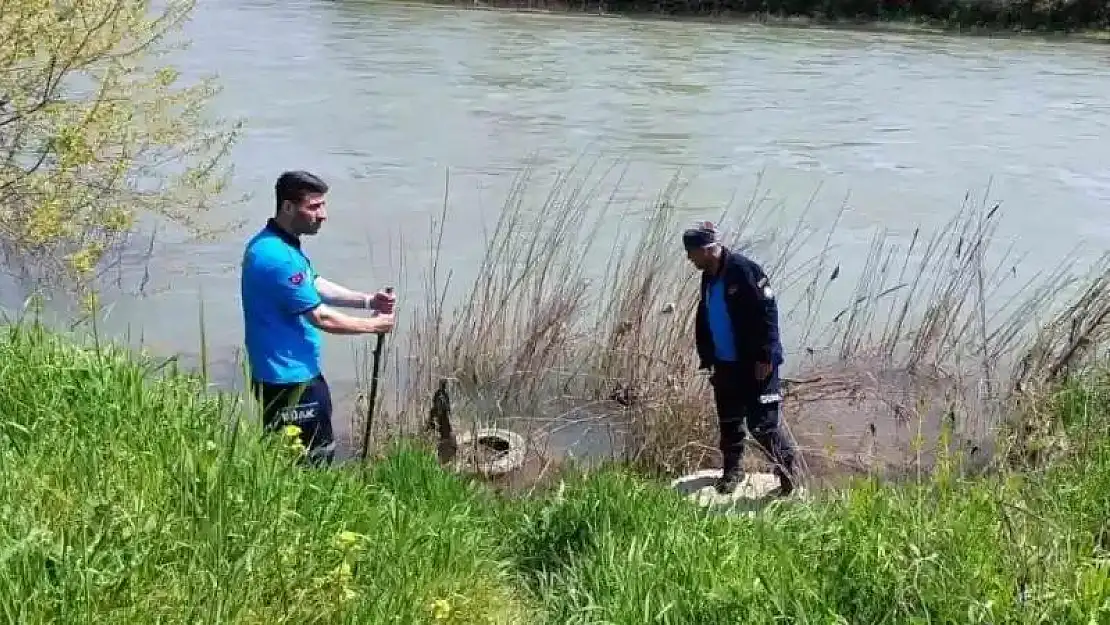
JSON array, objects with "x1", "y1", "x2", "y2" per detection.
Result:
[
  {"x1": 757, "y1": 276, "x2": 774, "y2": 299},
  {"x1": 758, "y1": 393, "x2": 782, "y2": 405}
]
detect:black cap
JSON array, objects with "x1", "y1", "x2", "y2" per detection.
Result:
[{"x1": 683, "y1": 221, "x2": 718, "y2": 251}]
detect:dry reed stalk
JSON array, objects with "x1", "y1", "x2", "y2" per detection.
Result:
[{"x1": 357, "y1": 159, "x2": 1110, "y2": 481}]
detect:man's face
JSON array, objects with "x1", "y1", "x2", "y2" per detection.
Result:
[
  {"x1": 686, "y1": 246, "x2": 714, "y2": 271},
  {"x1": 285, "y1": 192, "x2": 327, "y2": 235}
]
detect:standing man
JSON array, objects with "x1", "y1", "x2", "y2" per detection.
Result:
[
  {"x1": 240, "y1": 170, "x2": 396, "y2": 465},
  {"x1": 684, "y1": 221, "x2": 797, "y2": 495}
]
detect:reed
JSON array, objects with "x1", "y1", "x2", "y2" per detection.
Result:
[{"x1": 366, "y1": 162, "x2": 1110, "y2": 484}]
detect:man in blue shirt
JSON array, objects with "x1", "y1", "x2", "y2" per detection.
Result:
[
  {"x1": 241, "y1": 170, "x2": 396, "y2": 465},
  {"x1": 685, "y1": 221, "x2": 796, "y2": 495}
]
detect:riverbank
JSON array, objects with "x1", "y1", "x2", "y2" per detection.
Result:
[
  {"x1": 3, "y1": 321, "x2": 1108, "y2": 622},
  {"x1": 406, "y1": 0, "x2": 1110, "y2": 40}
]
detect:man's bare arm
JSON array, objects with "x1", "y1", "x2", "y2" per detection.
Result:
[
  {"x1": 315, "y1": 276, "x2": 396, "y2": 313},
  {"x1": 303, "y1": 304, "x2": 394, "y2": 335},
  {"x1": 314, "y1": 276, "x2": 371, "y2": 308}
]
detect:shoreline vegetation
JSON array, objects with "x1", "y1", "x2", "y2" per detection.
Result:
[
  {"x1": 9, "y1": 165, "x2": 1110, "y2": 620},
  {"x1": 2, "y1": 318, "x2": 1109, "y2": 622},
  {"x1": 402, "y1": 0, "x2": 1110, "y2": 39},
  {"x1": 370, "y1": 163, "x2": 1110, "y2": 489}
]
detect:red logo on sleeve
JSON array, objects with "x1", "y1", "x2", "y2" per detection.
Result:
[{"x1": 289, "y1": 272, "x2": 305, "y2": 286}]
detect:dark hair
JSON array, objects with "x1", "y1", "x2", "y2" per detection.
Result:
[{"x1": 274, "y1": 170, "x2": 328, "y2": 215}]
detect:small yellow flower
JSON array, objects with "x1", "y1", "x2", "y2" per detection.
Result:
[
  {"x1": 334, "y1": 530, "x2": 365, "y2": 550},
  {"x1": 282, "y1": 424, "x2": 302, "y2": 439},
  {"x1": 431, "y1": 598, "x2": 452, "y2": 621}
]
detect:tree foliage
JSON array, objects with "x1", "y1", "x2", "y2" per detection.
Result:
[{"x1": 0, "y1": 0, "x2": 242, "y2": 299}]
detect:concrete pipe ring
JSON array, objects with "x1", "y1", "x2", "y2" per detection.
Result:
[{"x1": 454, "y1": 427, "x2": 526, "y2": 476}]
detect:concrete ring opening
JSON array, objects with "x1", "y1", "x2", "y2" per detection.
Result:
[{"x1": 454, "y1": 427, "x2": 527, "y2": 476}]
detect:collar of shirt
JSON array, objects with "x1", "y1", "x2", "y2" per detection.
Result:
[{"x1": 265, "y1": 218, "x2": 301, "y2": 249}]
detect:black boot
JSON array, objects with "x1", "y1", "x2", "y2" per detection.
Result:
[
  {"x1": 716, "y1": 455, "x2": 744, "y2": 494},
  {"x1": 753, "y1": 430, "x2": 796, "y2": 497},
  {"x1": 771, "y1": 444, "x2": 798, "y2": 496},
  {"x1": 715, "y1": 470, "x2": 743, "y2": 494},
  {"x1": 772, "y1": 465, "x2": 795, "y2": 497}
]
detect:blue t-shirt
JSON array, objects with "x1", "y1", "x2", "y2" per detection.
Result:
[
  {"x1": 706, "y1": 277, "x2": 737, "y2": 362},
  {"x1": 241, "y1": 220, "x2": 324, "y2": 384}
]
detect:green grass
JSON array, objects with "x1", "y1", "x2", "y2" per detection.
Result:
[
  {"x1": 0, "y1": 321, "x2": 528, "y2": 624},
  {"x1": 2, "y1": 321, "x2": 1108, "y2": 623}
]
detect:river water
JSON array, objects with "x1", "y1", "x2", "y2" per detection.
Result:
[{"x1": 11, "y1": 0, "x2": 1110, "y2": 453}]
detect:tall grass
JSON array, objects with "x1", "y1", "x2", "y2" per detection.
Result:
[
  {"x1": 374, "y1": 162, "x2": 1110, "y2": 483},
  {"x1": 0, "y1": 318, "x2": 531, "y2": 624},
  {"x1": 1, "y1": 318, "x2": 1108, "y2": 623}
]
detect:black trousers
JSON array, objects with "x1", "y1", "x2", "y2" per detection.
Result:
[
  {"x1": 710, "y1": 362, "x2": 796, "y2": 478},
  {"x1": 250, "y1": 374, "x2": 336, "y2": 466}
]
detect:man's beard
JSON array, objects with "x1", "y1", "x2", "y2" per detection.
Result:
[{"x1": 298, "y1": 219, "x2": 323, "y2": 235}]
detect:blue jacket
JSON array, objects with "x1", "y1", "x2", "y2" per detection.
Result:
[{"x1": 694, "y1": 246, "x2": 784, "y2": 369}]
